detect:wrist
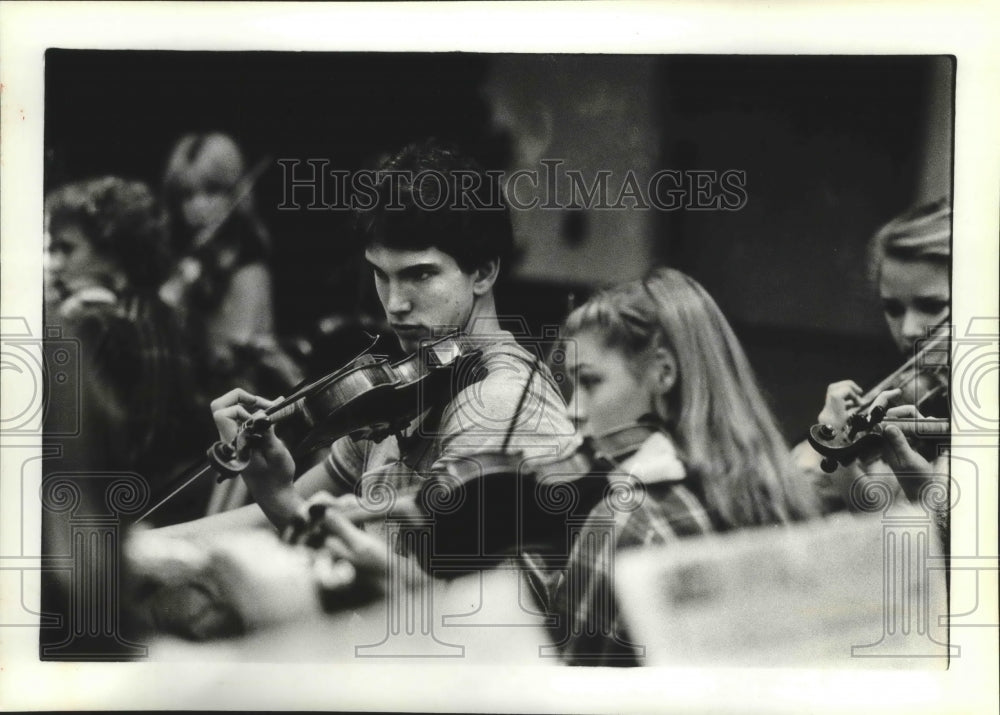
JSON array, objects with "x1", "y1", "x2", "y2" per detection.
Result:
[{"x1": 246, "y1": 480, "x2": 302, "y2": 529}]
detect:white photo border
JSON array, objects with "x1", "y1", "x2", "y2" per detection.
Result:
[{"x1": 1, "y1": 1, "x2": 997, "y2": 712}]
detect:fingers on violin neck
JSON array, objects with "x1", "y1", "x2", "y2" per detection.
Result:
[
  {"x1": 308, "y1": 501, "x2": 330, "y2": 521},
  {"x1": 281, "y1": 513, "x2": 308, "y2": 544},
  {"x1": 867, "y1": 387, "x2": 902, "y2": 413}
]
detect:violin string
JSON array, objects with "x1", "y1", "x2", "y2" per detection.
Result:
[
  {"x1": 227, "y1": 332, "x2": 385, "y2": 466},
  {"x1": 262, "y1": 333, "x2": 382, "y2": 418},
  {"x1": 882, "y1": 416, "x2": 951, "y2": 427}
]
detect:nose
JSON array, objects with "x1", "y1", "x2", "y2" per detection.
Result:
[
  {"x1": 185, "y1": 195, "x2": 208, "y2": 213},
  {"x1": 383, "y1": 280, "x2": 413, "y2": 317},
  {"x1": 182, "y1": 195, "x2": 216, "y2": 226},
  {"x1": 900, "y1": 309, "x2": 928, "y2": 346},
  {"x1": 46, "y1": 250, "x2": 64, "y2": 275}
]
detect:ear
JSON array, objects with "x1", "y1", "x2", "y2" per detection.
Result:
[
  {"x1": 646, "y1": 346, "x2": 677, "y2": 395},
  {"x1": 471, "y1": 257, "x2": 500, "y2": 297}
]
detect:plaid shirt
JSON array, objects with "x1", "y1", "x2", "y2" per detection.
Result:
[
  {"x1": 549, "y1": 444, "x2": 718, "y2": 667},
  {"x1": 45, "y1": 290, "x2": 210, "y2": 522}
]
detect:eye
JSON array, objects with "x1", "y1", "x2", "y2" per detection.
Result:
[
  {"x1": 48, "y1": 240, "x2": 71, "y2": 257},
  {"x1": 913, "y1": 297, "x2": 948, "y2": 315},
  {"x1": 578, "y1": 374, "x2": 603, "y2": 391},
  {"x1": 202, "y1": 180, "x2": 230, "y2": 196},
  {"x1": 881, "y1": 299, "x2": 905, "y2": 318}
]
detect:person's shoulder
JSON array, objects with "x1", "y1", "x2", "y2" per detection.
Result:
[
  {"x1": 463, "y1": 331, "x2": 550, "y2": 398},
  {"x1": 51, "y1": 288, "x2": 127, "y2": 339},
  {"x1": 474, "y1": 330, "x2": 532, "y2": 359},
  {"x1": 54, "y1": 286, "x2": 119, "y2": 320},
  {"x1": 230, "y1": 261, "x2": 272, "y2": 287},
  {"x1": 439, "y1": 330, "x2": 574, "y2": 439},
  {"x1": 470, "y1": 331, "x2": 544, "y2": 380}
]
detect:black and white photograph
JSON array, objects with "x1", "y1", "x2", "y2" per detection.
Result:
[{"x1": 1, "y1": 2, "x2": 997, "y2": 713}]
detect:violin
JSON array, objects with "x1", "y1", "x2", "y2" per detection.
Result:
[
  {"x1": 850, "y1": 321, "x2": 950, "y2": 415},
  {"x1": 807, "y1": 405, "x2": 950, "y2": 473},
  {"x1": 136, "y1": 333, "x2": 483, "y2": 523},
  {"x1": 426, "y1": 420, "x2": 662, "y2": 563},
  {"x1": 807, "y1": 320, "x2": 951, "y2": 473},
  {"x1": 283, "y1": 419, "x2": 664, "y2": 567},
  {"x1": 209, "y1": 332, "x2": 483, "y2": 477}
]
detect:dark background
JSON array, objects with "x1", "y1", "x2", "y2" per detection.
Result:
[{"x1": 44, "y1": 51, "x2": 953, "y2": 439}]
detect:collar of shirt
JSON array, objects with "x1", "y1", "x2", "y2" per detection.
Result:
[{"x1": 618, "y1": 431, "x2": 686, "y2": 484}]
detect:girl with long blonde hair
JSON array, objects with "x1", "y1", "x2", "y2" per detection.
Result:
[{"x1": 553, "y1": 266, "x2": 817, "y2": 664}]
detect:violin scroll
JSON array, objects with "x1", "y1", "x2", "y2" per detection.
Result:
[
  {"x1": 207, "y1": 397, "x2": 306, "y2": 480},
  {"x1": 207, "y1": 440, "x2": 247, "y2": 479},
  {"x1": 808, "y1": 407, "x2": 950, "y2": 473},
  {"x1": 206, "y1": 414, "x2": 274, "y2": 480},
  {"x1": 807, "y1": 318, "x2": 951, "y2": 472}
]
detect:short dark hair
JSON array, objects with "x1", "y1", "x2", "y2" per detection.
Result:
[
  {"x1": 45, "y1": 177, "x2": 173, "y2": 290},
  {"x1": 354, "y1": 139, "x2": 514, "y2": 277}
]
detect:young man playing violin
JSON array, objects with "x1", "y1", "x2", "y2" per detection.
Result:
[
  {"x1": 128, "y1": 139, "x2": 579, "y2": 639},
  {"x1": 143, "y1": 141, "x2": 578, "y2": 623},
  {"x1": 205, "y1": 138, "x2": 575, "y2": 525}
]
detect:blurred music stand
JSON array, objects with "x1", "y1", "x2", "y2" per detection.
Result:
[{"x1": 615, "y1": 510, "x2": 951, "y2": 668}]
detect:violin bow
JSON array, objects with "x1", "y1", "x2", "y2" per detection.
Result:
[
  {"x1": 259, "y1": 333, "x2": 383, "y2": 423},
  {"x1": 135, "y1": 334, "x2": 383, "y2": 525},
  {"x1": 135, "y1": 458, "x2": 217, "y2": 525},
  {"x1": 855, "y1": 314, "x2": 951, "y2": 412},
  {"x1": 190, "y1": 155, "x2": 272, "y2": 251}
]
